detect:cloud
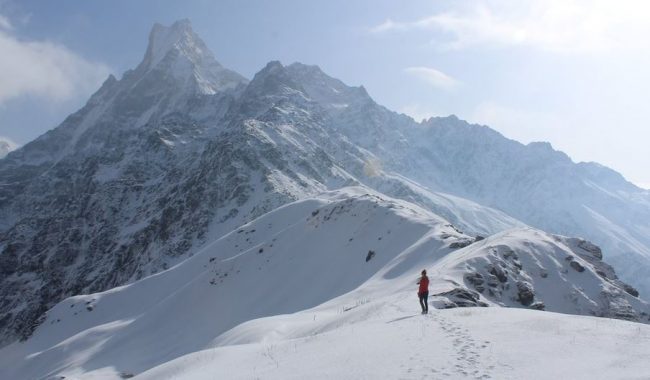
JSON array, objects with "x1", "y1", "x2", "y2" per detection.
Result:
[
  {"x1": 370, "y1": 0, "x2": 650, "y2": 53},
  {"x1": 0, "y1": 14, "x2": 110, "y2": 105},
  {"x1": 0, "y1": 135, "x2": 18, "y2": 158},
  {"x1": 0, "y1": 14, "x2": 12, "y2": 30},
  {"x1": 398, "y1": 104, "x2": 438, "y2": 122},
  {"x1": 370, "y1": 19, "x2": 404, "y2": 34},
  {"x1": 404, "y1": 66, "x2": 459, "y2": 90}
]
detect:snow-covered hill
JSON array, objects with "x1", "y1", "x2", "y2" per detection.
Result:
[
  {"x1": 434, "y1": 229, "x2": 647, "y2": 321},
  {"x1": 133, "y1": 307, "x2": 650, "y2": 380},
  {"x1": 0, "y1": 188, "x2": 646, "y2": 379}
]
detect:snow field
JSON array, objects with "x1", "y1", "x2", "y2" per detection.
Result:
[{"x1": 2, "y1": 187, "x2": 648, "y2": 379}]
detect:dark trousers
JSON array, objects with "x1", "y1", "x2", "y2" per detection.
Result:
[{"x1": 418, "y1": 291, "x2": 429, "y2": 312}]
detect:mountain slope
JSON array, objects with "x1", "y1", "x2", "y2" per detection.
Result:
[
  {"x1": 0, "y1": 187, "x2": 471, "y2": 379},
  {"x1": 0, "y1": 22, "x2": 523, "y2": 346},
  {"x1": 232, "y1": 59, "x2": 650, "y2": 297},
  {"x1": 408, "y1": 116, "x2": 650, "y2": 295},
  {"x1": 0, "y1": 187, "x2": 645, "y2": 380}
]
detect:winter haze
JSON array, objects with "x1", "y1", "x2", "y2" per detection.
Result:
[{"x1": 1, "y1": 2, "x2": 650, "y2": 379}]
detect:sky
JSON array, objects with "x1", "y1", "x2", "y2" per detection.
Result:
[{"x1": 0, "y1": 0, "x2": 648, "y2": 188}]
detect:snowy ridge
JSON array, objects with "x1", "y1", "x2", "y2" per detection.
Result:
[
  {"x1": 432, "y1": 228, "x2": 648, "y2": 321},
  {"x1": 0, "y1": 187, "x2": 468, "y2": 379},
  {"x1": 0, "y1": 188, "x2": 646, "y2": 379}
]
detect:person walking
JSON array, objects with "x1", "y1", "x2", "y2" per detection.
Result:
[{"x1": 417, "y1": 269, "x2": 429, "y2": 314}]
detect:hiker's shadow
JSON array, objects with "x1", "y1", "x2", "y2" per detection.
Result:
[{"x1": 386, "y1": 315, "x2": 419, "y2": 324}]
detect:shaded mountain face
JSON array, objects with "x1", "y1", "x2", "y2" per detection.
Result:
[{"x1": 0, "y1": 19, "x2": 649, "y2": 346}]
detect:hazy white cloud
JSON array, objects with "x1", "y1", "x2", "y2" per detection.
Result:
[
  {"x1": 371, "y1": 0, "x2": 650, "y2": 53},
  {"x1": 399, "y1": 104, "x2": 438, "y2": 122},
  {"x1": 0, "y1": 135, "x2": 18, "y2": 158},
  {"x1": 470, "y1": 102, "x2": 563, "y2": 140},
  {"x1": 0, "y1": 14, "x2": 12, "y2": 30},
  {"x1": 0, "y1": 135, "x2": 18, "y2": 148},
  {"x1": 370, "y1": 19, "x2": 404, "y2": 34},
  {"x1": 404, "y1": 66, "x2": 459, "y2": 90},
  {"x1": 0, "y1": 14, "x2": 110, "y2": 105}
]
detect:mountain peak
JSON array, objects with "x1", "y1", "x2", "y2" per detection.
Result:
[
  {"x1": 128, "y1": 19, "x2": 247, "y2": 95},
  {"x1": 143, "y1": 19, "x2": 201, "y2": 69}
]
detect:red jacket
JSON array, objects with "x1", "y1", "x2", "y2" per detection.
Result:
[{"x1": 418, "y1": 275, "x2": 429, "y2": 294}]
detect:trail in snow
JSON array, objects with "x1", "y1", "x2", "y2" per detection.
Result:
[
  {"x1": 388, "y1": 298, "x2": 493, "y2": 379},
  {"x1": 132, "y1": 290, "x2": 650, "y2": 380}
]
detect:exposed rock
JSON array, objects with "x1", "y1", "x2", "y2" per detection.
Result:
[
  {"x1": 529, "y1": 301, "x2": 545, "y2": 311},
  {"x1": 516, "y1": 281, "x2": 535, "y2": 306},
  {"x1": 487, "y1": 264, "x2": 508, "y2": 283},
  {"x1": 434, "y1": 288, "x2": 489, "y2": 308},
  {"x1": 464, "y1": 272, "x2": 484, "y2": 286},
  {"x1": 486, "y1": 274, "x2": 500, "y2": 288},
  {"x1": 577, "y1": 240, "x2": 603, "y2": 260},
  {"x1": 570, "y1": 261, "x2": 585, "y2": 273},
  {"x1": 623, "y1": 284, "x2": 639, "y2": 298},
  {"x1": 501, "y1": 248, "x2": 518, "y2": 261},
  {"x1": 449, "y1": 239, "x2": 474, "y2": 249},
  {"x1": 464, "y1": 272, "x2": 485, "y2": 293}
]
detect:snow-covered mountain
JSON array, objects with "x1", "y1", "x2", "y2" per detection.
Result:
[
  {"x1": 0, "y1": 21, "x2": 520, "y2": 345},
  {"x1": 0, "y1": 188, "x2": 646, "y2": 379},
  {"x1": 1, "y1": 18, "x2": 649, "y2": 356},
  {"x1": 402, "y1": 117, "x2": 650, "y2": 298}
]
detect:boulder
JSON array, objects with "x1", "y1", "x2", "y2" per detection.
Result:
[
  {"x1": 516, "y1": 281, "x2": 535, "y2": 306},
  {"x1": 434, "y1": 288, "x2": 489, "y2": 308},
  {"x1": 450, "y1": 239, "x2": 474, "y2": 249},
  {"x1": 529, "y1": 301, "x2": 545, "y2": 310},
  {"x1": 577, "y1": 240, "x2": 603, "y2": 260},
  {"x1": 570, "y1": 261, "x2": 585, "y2": 273},
  {"x1": 487, "y1": 264, "x2": 508, "y2": 283}
]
